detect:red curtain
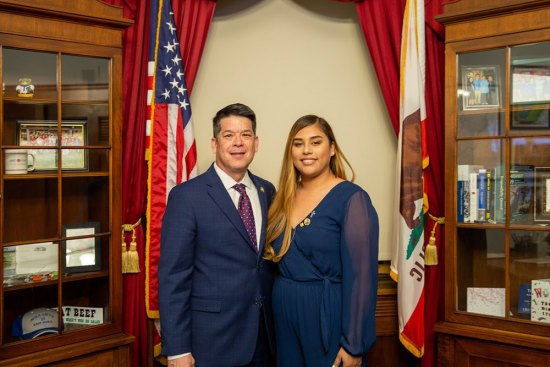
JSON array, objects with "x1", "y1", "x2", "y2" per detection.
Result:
[
  {"x1": 352, "y1": 1, "x2": 446, "y2": 366},
  {"x1": 355, "y1": 1, "x2": 405, "y2": 135},
  {"x1": 422, "y1": 2, "x2": 446, "y2": 367},
  {"x1": 171, "y1": 0, "x2": 217, "y2": 94},
  {"x1": 103, "y1": 1, "x2": 215, "y2": 366}
]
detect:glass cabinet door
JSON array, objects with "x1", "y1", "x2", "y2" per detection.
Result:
[
  {"x1": 454, "y1": 44, "x2": 550, "y2": 325},
  {"x1": 1, "y1": 47, "x2": 113, "y2": 345}
]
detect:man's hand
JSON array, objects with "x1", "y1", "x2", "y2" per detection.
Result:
[
  {"x1": 168, "y1": 354, "x2": 195, "y2": 367},
  {"x1": 332, "y1": 347, "x2": 362, "y2": 367}
]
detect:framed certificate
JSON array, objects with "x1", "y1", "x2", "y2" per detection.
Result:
[{"x1": 534, "y1": 167, "x2": 550, "y2": 222}]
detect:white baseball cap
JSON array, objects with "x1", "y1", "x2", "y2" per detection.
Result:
[{"x1": 12, "y1": 308, "x2": 60, "y2": 339}]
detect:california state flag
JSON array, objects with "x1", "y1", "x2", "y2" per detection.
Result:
[{"x1": 390, "y1": 0, "x2": 428, "y2": 358}]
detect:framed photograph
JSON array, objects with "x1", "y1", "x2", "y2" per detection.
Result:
[
  {"x1": 534, "y1": 167, "x2": 550, "y2": 222},
  {"x1": 16, "y1": 120, "x2": 87, "y2": 171},
  {"x1": 461, "y1": 65, "x2": 501, "y2": 110},
  {"x1": 62, "y1": 222, "x2": 101, "y2": 273},
  {"x1": 511, "y1": 108, "x2": 550, "y2": 129},
  {"x1": 511, "y1": 66, "x2": 550, "y2": 104}
]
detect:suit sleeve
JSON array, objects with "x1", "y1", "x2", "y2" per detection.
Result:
[
  {"x1": 339, "y1": 190, "x2": 379, "y2": 355},
  {"x1": 158, "y1": 185, "x2": 196, "y2": 356}
]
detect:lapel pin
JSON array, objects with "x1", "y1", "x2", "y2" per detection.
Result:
[
  {"x1": 260, "y1": 187, "x2": 264, "y2": 192},
  {"x1": 304, "y1": 218, "x2": 311, "y2": 226}
]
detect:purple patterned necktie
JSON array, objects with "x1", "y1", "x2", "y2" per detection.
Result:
[{"x1": 234, "y1": 183, "x2": 257, "y2": 251}]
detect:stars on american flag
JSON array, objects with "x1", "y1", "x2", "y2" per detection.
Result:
[{"x1": 156, "y1": 13, "x2": 189, "y2": 110}]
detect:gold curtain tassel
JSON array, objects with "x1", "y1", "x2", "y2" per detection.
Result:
[
  {"x1": 121, "y1": 229, "x2": 129, "y2": 274},
  {"x1": 122, "y1": 218, "x2": 142, "y2": 274},
  {"x1": 425, "y1": 214, "x2": 445, "y2": 266},
  {"x1": 127, "y1": 232, "x2": 140, "y2": 273},
  {"x1": 425, "y1": 235, "x2": 438, "y2": 266}
]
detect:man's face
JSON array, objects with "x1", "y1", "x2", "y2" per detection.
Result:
[{"x1": 211, "y1": 115, "x2": 258, "y2": 181}]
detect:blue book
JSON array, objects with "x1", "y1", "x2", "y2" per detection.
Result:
[
  {"x1": 517, "y1": 283, "x2": 531, "y2": 315},
  {"x1": 477, "y1": 169, "x2": 487, "y2": 222},
  {"x1": 485, "y1": 168, "x2": 495, "y2": 222},
  {"x1": 457, "y1": 180, "x2": 465, "y2": 222}
]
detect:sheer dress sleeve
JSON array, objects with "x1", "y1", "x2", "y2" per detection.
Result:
[{"x1": 339, "y1": 190, "x2": 379, "y2": 355}]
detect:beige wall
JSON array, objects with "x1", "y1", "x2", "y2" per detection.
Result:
[{"x1": 191, "y1": 0, "x2": 396, "y2": 259}]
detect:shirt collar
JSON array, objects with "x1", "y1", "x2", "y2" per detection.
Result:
[{"x1": 213, "y1": 163, "x2": 254, "y2": 191}]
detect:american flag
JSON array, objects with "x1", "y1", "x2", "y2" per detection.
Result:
[{"x1": 146, "y1": 0, "x2": 198, "y2": 319}]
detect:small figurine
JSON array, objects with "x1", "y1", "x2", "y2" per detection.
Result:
[{"x1": 16, "y1": 77, "x2": 35, "y2": 98}]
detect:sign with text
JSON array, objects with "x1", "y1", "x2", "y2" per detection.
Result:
[{"x1": 58, "y1": 306, "x2": 103, "y2": 325}]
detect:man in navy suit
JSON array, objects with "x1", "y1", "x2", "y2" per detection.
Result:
[{"x1": 159, "y1": 103, "x2": 276, "y2": 367}]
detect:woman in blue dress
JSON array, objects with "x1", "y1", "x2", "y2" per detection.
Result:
[{"x1": 264, "y1": 115, "x2": 379, "y2": 367}]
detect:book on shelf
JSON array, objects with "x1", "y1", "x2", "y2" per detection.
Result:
[
  {"x1": 517, "y1": 283, "x2": 531, "y2": 315},
  {"x1": 458, "y1": 165, "x2": 481, "y2": 223},
  {"x1": 477, "y1": 169, "x2": 487, "y2": 222},
  {"x1": 510, "y1": 164, "x2": 534, "y2": 223},
  {"x1": 469, "y1": 172, "x2": 479, "y2": 223},
  {"x1": 485, "y1": 168, "x2": 495, "y2": 223},
  {"x1": 457, "y1": 179, "x2": 466, "y2": 222},
  {"x1": 457, "y1": 164, "x2": 483, "y2": 223},
  {"x1": 531, "y1": 279, "x2": 550, "y2": 324},
  {"x1": 494, "y1": 163, "x2": 505, "y2": 224}
]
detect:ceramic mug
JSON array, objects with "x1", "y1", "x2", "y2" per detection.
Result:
[{"x1": 4, "y1": 149, "x2": 35, "y2": 174}]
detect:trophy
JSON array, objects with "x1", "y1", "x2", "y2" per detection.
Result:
[{"x1": 16, "y1": 78, "x2": 35, "y2": 98}]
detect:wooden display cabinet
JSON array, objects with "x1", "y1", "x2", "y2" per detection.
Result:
[
  {"x1": 0, "y1": 1, "x2": 133, "y2": 365},
  {"x1": 436, "y1": 1, "x2": 550, "y2": 366}
]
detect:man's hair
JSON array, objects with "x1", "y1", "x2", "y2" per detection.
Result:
[{"x1": 212, "y1": 103, "x2": 257, "y2": 137}]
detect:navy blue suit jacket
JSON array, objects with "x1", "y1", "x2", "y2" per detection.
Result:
[{"x1": 158, "y1": 164, "x2": 276, "y2": 366}]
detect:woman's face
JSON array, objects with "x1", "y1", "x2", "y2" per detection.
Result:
[{"x1": 291, "y1": 123, "x2": 334, "y2": 180}]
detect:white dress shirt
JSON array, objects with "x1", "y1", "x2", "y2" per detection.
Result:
[{"x1": 213, "y1": 163, "x2": 262, "y2": 248}]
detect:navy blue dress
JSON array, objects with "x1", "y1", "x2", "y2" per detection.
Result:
[{"x1": 272, "y1": 181, "x2": 379, "y2": 367}]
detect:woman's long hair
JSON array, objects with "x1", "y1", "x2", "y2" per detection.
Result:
[{"x1": 264, "y1": 115, "x2": 355, "y2": 262}]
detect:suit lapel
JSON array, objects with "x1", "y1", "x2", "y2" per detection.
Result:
[
  {"x1": 205, "y1": 165, "x2": 257, "y2": 253},
  {"x1": 250, "y1": 174, "x2": 268, "y2": 258}
]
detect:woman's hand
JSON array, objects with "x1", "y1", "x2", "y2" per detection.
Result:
[{"x1": 332, "y1": 347, "x2": 362, "y2": 367}]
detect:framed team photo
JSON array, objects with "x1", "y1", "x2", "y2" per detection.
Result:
[{"x1": 461, "y1": 65, "x2": 501, "y2": 110}]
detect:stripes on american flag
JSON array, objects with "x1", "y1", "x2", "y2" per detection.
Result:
[{"x1": 146, "y1": 0, "x2": 198, "y2": 319}]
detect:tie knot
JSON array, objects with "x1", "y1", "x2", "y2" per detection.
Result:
[{"x1": 234, "y1": 183, "x2": 247, "y2": 194}]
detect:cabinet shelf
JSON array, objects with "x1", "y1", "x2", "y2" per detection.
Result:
[
  {"x1": 458, "y1": 107, "x2": 504, "y2": 115},
  {"x1": 2, "y1": 97, "x2": 56, "y2": 104},
  {"x1": 3, "y1": 271, "x2": 109, "y2": 292},
  {"x1": 2, "y1": 98, "x2": 109, "y2": 105},
  {"x1": 511, "y1": 103, "x2": 550, "y2": 111},
  {"x1": 2, "y1": 172, "x2": 109, "y2": 180},
  {"x1": 61, "y1": 100, "x2": 110, "y2": 105}
]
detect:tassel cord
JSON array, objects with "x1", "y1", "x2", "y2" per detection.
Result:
[
  {"x1": 122, "y1": 218, "x2": 142, "y2": 274},
  {"x1": 425, "y1": 213, "x2": 444, "y2": 266}
]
